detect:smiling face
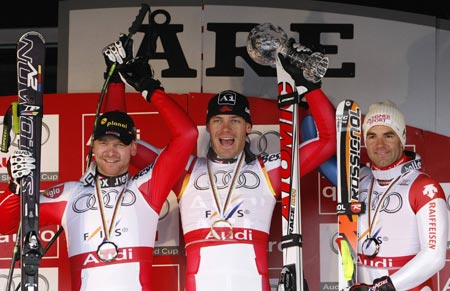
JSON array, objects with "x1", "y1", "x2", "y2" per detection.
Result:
[
  {"x1": 365, "y1": 125, "x2": 403, "y2": 168},
  {"x1": 206, "y1": 114, "x2": 252, "y2": 159},
  {"x1": 93, "y1": 135, "x2": 137, "y2": 176}
]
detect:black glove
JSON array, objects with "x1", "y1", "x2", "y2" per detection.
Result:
[
  {"x1": 349, "y1": 276, "x2": 395, "y2": 291},
  {"x1": 277, "y1": 38, "x2": 322, "y2": 94},
  {"x1": 118, "y1": 57, "x2": 164, "y2": 102},
  {"x1": 102, "y1": 33, "x2": 133, "y2": 83}
]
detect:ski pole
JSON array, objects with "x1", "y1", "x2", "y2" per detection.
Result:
[{"x1": 86, "y1": 3, "x2": 151, "y2": 168}]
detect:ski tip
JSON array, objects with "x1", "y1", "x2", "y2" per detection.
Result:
[
  {"x1": 336, "y1": 99, "x2": 361, "y2": 117},
  {"x1": 18, "y1": 31, "x2": 46, "y2": 44},
  {"x1": 338, "y1": 99, "x2": 359, "y2": 107}
]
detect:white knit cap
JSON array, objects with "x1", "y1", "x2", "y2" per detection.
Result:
[{"x1": 362, "y1": 100, "x2": 406, "y2": 146}]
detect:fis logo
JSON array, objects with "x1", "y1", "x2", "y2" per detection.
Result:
[{"x1": 205, "y1": 208, "x2": 246, "y2": 219}]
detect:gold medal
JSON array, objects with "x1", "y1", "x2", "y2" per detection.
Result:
[
  {"x1": 97, "y1": 241, "x2": 119, "y2": 262},
  {"x1": 206, "y1": 153, "x2": 244, "y2": 238},
  {"x1": 210, "y1": 219, "x2": 233, "y2": 240}
]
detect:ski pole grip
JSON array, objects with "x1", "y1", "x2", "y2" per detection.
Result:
[
  {"x1": 12, "y1": 102, "x2": 19, "y2": 134},
  {"x1": 107, "y1": 3, "x2": 150, "y2": 78},
  {"x1": 1, "y1": 105, "x2": 12, "y2": 153},
  {"x1": 124, "y1": 3, "x2": 150, "y2": 47}
]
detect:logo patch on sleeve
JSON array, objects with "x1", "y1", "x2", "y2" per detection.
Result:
[{"x1": 43, "y1": 184, "x2": 64, "y2": 199}]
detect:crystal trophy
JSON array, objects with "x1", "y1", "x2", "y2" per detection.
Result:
[{"x1": 247, "y1": 22, "x2": 329, "y2": 83}]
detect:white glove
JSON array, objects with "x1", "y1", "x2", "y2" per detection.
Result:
[
  {"x1": 10, "y1": 150, "x2": 36, "y2": 179},
  {"x1": 103, "y1": 33, "x2": 134, "y2": 64},
  {"x1": 102, "y1": 34, "x2": 134, "y2": 83}
]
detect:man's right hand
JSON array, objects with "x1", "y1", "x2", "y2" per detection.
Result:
[
  {"x1": 102, "y1": 33, "x2": 133, "y2": 82},
  {"x1": 9, "y1": 150, "x2": 36, "y2": 181},
  {"x1": 118, "y1": 57, "x2": 164, "y2": 102},
  {"x1": 277, "y1": 38, "x2": 322, "y2": 96}
]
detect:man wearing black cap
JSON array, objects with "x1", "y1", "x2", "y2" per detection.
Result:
[
  {"x1": 0, "y1": 36, "x2": 198, "y2": 291},
  {"x1": 93, "y1": 42, "x2": 336, "y2": 290},
  {"x1": 91, "y1": 110, "x2": 138, "y2": 177},
  {"x1": 204, "y1": 89, "x2": 255, "y2": 161},
  {"x1": 40, "y1": 36, "x2": 333, "y2": 290},
  {"x1": 169, "y1": 52, "x2": 335, "y2": 290}
]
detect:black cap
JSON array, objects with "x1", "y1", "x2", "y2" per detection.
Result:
[
  {"x1": 93, "y1": 110, "x2": 137, "y2": 145},
  {"x1": 206, "y1": 90, "x2": 252, "y2": 124}
]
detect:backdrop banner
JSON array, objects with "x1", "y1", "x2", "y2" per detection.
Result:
[{"x1": 0, "y1": 92, "x2": 449, "y2": 291}]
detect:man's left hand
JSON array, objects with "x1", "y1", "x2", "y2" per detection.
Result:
[{"x1": 102, "y1": 33, "x2": 133, "y2": 82}]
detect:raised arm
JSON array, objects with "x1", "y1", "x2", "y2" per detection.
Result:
[
  {"x1": 118, "y1": 56, "x2": 198, "y2": 210},
  {"x1": 267, "y1": 39, "x2": 336, "y2": 193},
  {"x1": 0, "y1": 152, "x2": 35, "y2": 234}
]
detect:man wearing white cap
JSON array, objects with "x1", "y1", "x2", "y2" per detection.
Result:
[{"x1": 349, "y1": 101, "x2": 448, "y2": 291}]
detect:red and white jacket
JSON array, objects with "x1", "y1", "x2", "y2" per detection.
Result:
[
  {"x1": 0, "y1": 88, "x2": 198, "y2": 291},
  {"x1": 357, "y1": 154, "x2": 448, "y2": 291}
]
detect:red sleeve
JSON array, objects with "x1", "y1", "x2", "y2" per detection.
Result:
[
  {"x1": 0, "y1": 188, "x2": 21, "y2": 234},
  {"x1": 131, "y1": 140, "x2": 160, "y2": 171},
  {"x1": 104, "y1": 82, "x2": 162, "y2": 171},
  {"x1": 103, "y1": 82, "x2": 127, "y2": 112},
  {"x1": 299, "y1": 88, "x2": 336, "y2": 175},
  {"x1": 266, "y1": 88, "x2": 336, "y2": 196},
  {"x1": 139, "y1": 90, "x2": 198, "y2": 210},
  {"x1": 409, "y1": 173, "x2": 447, "y2": 213}
]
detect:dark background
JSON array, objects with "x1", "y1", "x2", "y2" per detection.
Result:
[
  {"x1": 2, "y1": 1, "x2": 449, "y2": 29},
  {"x1": 1, "y1": 1, "x2": 449, "y2": 96}
]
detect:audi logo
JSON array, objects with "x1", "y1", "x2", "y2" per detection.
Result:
[
  {"x1": 247, "y1": 130, "x2": 280, "y2": 156},
  {"x1": 360, "y1": 189, "x2": 403, "y2": 214},
  {"x1": 194, "y1": 169, "x2": 260, "y2": 191},
  {"x1": 72, "y1": 189, "x2": 137, "y2": 213}
]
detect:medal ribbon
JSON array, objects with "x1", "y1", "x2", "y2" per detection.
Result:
[
  {"x1": 95, "y1": 174, "x2": 128, "y2": 241},
  {"x1": 206, "y1": 152, "x2": 244, "y2": 219},
  {"x1": 367, "y1": 171, "x2": 411, "y2": 237}
]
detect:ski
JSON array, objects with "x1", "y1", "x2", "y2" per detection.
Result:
[
  {"x1": 17, "y1": 30, "x2": 45, "y2": 291},
  {"x1": 335, "y1": 99, "x2": 364, "y2": 291},
  {"x1": 276, "y1": 61, "x2": 304, "y2": 291}
]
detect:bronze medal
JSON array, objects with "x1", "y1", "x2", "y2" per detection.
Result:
[{"x1": 97, "y1": 241, "x2": 119, "y2": 262}]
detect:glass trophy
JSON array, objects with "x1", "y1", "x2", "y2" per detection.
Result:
[{"x1": 247, "y1": 22, "x2": 329, "y2": 83}]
